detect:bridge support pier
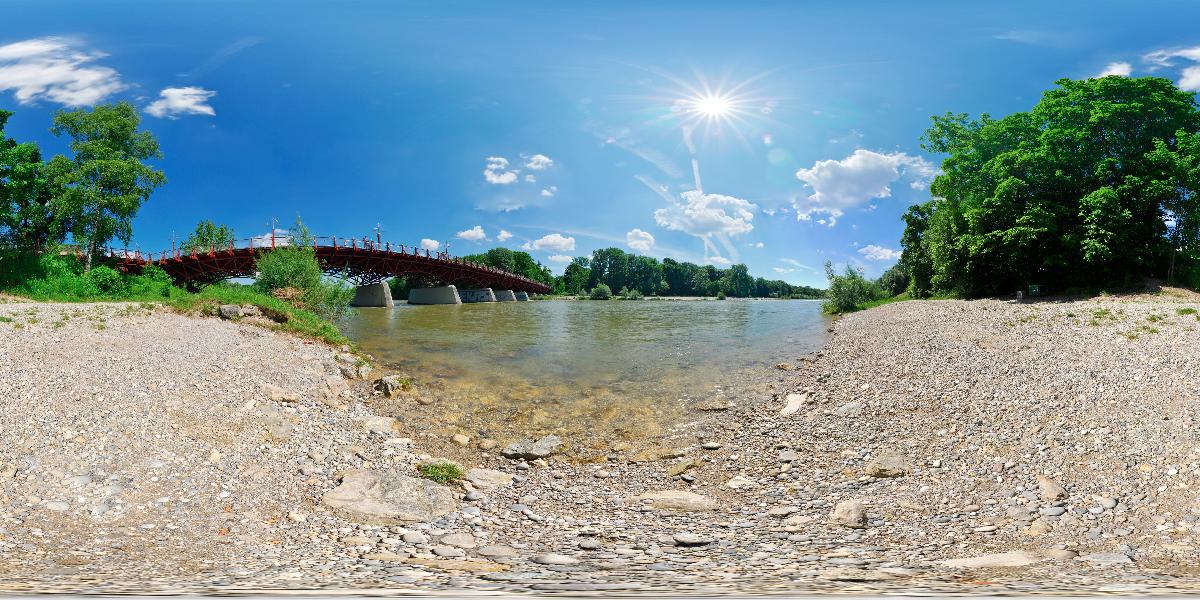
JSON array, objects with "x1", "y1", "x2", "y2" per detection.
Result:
[
  {"x1": 460, "y1": 288, "x2": 496, "y2": 303},
  {"x1": 351, "y1": 281, "x2": 394, "y2": 308},
  {"x1": 494, "y1": 289, "x2": 517, "y2": 302},
  {"x1": 514, "y1": 291, "x2": 529, "y2": 301},
  {"x1": 408, "y1": 285, "x2": 462, "y2": 305}
]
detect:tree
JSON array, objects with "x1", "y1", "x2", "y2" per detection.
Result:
[
  {"x1": 0, "y1": 110, "x2": 53, "y2": 250},
  {"x1": 626, "y1": 255, "x2": 663, "y2": 295},
  {"x1": 725, "y1": 264, "x2": 753, "y2": 297},
  {"x1": 182, "y1": 220, "x2": 235, "y2": 254},
  {"x1": 46, "y1": 102, "x2": 165, "y2": 270},
  {"x1": 561, "y1": 256, "x2": 591, "y2": 294},
  {"x1": 903, "y1": 76, "x2": 1200, "y2": 295},
  {"x1": 588, "y1": 247, "x2": 629, "y2": 291}
]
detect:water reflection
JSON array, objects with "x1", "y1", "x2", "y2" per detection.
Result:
[{"x1": 344, "y1": 299, "x2": 829, "y2": 448}]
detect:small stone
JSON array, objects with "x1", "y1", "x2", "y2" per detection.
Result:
[
  {"x1": 531, "y1": 553, "x2": 579, "y2": 565},
  {"x1": 1036, "y1": 475, "x2": 1066, "y2": 501},
  {"x1": 287, "y1": 511, "x2": 307, "y2": 523},
  {"x1": 477, "y1": 545, "x2": 517, "y2": 557},
  {"x1": 439, "y1": 533, "x2": 476, "y2": 548},
  {"x1": 477, "y1": 438, "x2": 498, "y2": 451},
  {"x1": 864, "y1": 452, "x2": 910, "y2": 478},
  {"x1": 218, "y1": 304, "x2": 242, "y2": 319},
  {"x1": 701, "y1": 442, "x2": 721, "y2": 450},
  {"x1": 501, "y1": 435, "x2": 563, "y2": 460},
  {"x1": 667, "y1": 459, "x2": 700, "y2": 477},
  {"x1": 780, "y1": 393, "x2": 806, "y2": 417},
  {"x1": 402, "y1": 532, "x2": 429, "y2": 545},
  {"x1": 941, "y1": 551, "x2": 1041, "y2": 568},
  {"x1": 263, "y1": 383, "x2": 300, "y2": 402},
  {"x1": 579, "y1": 538, "x2": 602, "y2": 550},
  {"x1": 725, "y1": 475, "x2": 757, "y2": 490},
  {"x1": 433, "y1": 546, "x2": 465, "y2": 558},
  {"x1": 451, "y1": 433, "x2": 470, "y2": 446}
]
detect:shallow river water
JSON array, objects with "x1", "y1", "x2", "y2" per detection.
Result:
[{"x1": 344, "y1": 298, "x2": 829, "y2": 448}]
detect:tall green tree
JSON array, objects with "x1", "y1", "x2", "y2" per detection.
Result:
[
  {"x1": 0, "y1": 110, "x2": 53, "y2": 250},
  {"x1": 906, "y1": 76, "x2": 1200, "y2": 295},
  {"x1": 46, "y1": 102, "x2": 165, "y2": 270},
  {"x1": 588, "y1": 247, "x2": 629, "y2": 291},
  {"x1": 561, "y1": 256, "x2": 591, "y2": 294},
  {"x1": 182, "y1": 219, "x2": 235, "y2": 254}
]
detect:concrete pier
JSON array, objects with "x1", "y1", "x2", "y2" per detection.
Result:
[
  {"x1": 494, "y1": 289, "x2": 517, "y2": 302},
  {"x1": 351, "y1": 281, "x2": 394, "y2": 307},
  {"x1": 460, "y1": 288, "x2": 497, "y2": 303},
  {"x1": 514, "y1": 291, "x2": 529, "y2": 301},
  {"x1": 408, "y1": 285, "x2": 462, "y2": 305}
]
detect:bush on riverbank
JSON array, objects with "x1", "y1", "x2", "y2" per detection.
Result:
[
  {"x1": 254, "y1": 221, "x2": 354, "y2": 322},
  {"x1": 822, "y1": 262, "x2": 886, "y2": 314},
  {"x1": 0, "y1": 251, "x2": 349, "y2": 345},
  {"x1": 589, "y1": 283, "x2": 612, "y2": 300}
]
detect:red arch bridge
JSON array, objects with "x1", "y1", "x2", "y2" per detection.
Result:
[{"x1": 107, "y1": 233, "x2": 551, "y2": 306}]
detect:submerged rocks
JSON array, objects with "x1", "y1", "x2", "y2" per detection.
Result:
[
  {"x1": 320, "y1": 470, "x2": 457, "y2": 524},
  {"x1": 502, "y1": 435, "x2": 563, "y2": 460}
]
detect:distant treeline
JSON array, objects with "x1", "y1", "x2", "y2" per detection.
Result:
[{"x1": 390, "y1": 246, "x2": 824, "y2": 299}]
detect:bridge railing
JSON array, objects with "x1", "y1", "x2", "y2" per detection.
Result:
[{"x1": 107, "y1": 233, "x2": 547, "y2": 287}]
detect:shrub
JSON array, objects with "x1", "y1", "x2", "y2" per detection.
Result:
[
  {"x1": 589, "y1": 283, "x2": 612, "y2": 300},
  {"x1": 254, "y1": 245, "x2": 353, "y2": 321},
  {"x1": 619, "y1": 286, "x2": 644, "y2": 300},
  {"x1": 716, "y1": 291, "x2": 726, "y2": 300},
  {"x1": 822, "y1": 262, "x2": 884, "y2": 314},
  {"x1": 86, "y1": 265, "x2": 124, "y2": 296},
  {"x1": 418, "y1": 461, "x2": 464, "y2": 485}
]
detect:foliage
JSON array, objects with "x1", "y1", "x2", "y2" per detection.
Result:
[
  {"x1": 462, "y1": 247, "x2": 554, "y2": 285},
  {"x1": 254, "y1": 218, "x2": 353, "y2": 321},
  {"x1": 45, "y1": 102, "x2": 166, "y2": 270},
  {"x1": 417, "y1": 461, "x2": 464, "y2": 485},
  {"x1": 822, "y1": 261, "x2": 885, "y2": 314},
  {"x1": 561, "y1": 256, "x2": 591, "y2": 295},
  {"x1": 902, "y1": 76, "x2": 1200, "y2": 296},
  {"x1": 589, "y1": 283, "x2": 612, "y2": 299},
  {"x1": 0, "y1": 110, "x2": 53, "y2": 250},
  {"x1": 182, "y1": 219, "x2": 235, "y2": 254},
  {"x1": 618, "y1": 286, "x2": 644, "y2": 300},
  {"x1": 877, "y1": 263, "x2": 910, "y2": 297}
]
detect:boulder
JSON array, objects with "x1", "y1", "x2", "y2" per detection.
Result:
[
  {"x1": 217, "y1": 304, "x2": 242, "y2": 319},
  {"x1": 780, "y1": 393, "x2": 807, "y2": 416},
  {"x1": 1036, "y1": 474, "x2": 1067, "y2": 501},
  {"x1": 465, "y1": 468, "x2": 514, "y2": 490},
  {"x1": 263, "y1": 383, "x2": 299, "y2": 403},
  {"x1": 501, "y1": 435, "x2": 563, "y2": 459},
  {"x1": 321, "y1": 470, "x2": 458, "y2": 524},
  {"x1": 830, "y1": 499, "x2": 867, "y2": 528},
  {"x1": 941, "y1": 551, "x2": 1041, "y2": 569},
  {"x1": 629, "y1": 490, "x2": 717, "y2": 512},
  {"x1": 864, "y1": 452, "x2": 911, "y2": 478},
  {"x1": 373, "y1": 375, "x2": 411, "y2": 398}
]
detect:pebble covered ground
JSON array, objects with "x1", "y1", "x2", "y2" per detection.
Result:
[{"x1": 4, "y1": 294, "x2": 1200, "y2": 595}]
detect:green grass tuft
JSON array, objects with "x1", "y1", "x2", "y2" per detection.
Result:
[{"x1": 418, "y1": 461, "x2": 465, "y2": 485}]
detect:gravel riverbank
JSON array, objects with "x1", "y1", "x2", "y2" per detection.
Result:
[{"x1": 4, "y1": 294, "x2": 1200, "y2": 595}]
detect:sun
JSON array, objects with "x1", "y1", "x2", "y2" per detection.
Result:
[{"x1": 691, "y1": 93, "x2": 734, "y2": 118}]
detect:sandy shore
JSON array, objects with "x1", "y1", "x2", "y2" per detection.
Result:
[{"x1": 4, "y1": 294, "x2": 1200, "y2": 594}]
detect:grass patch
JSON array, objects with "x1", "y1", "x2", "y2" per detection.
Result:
[
  {"x1": 166, "y1": 284, "x2": 348, "y2": 346},
  {"x1": 0, "y1": 315, "x2": 12, "y2": 323},
  {"x1": 1146, "y1": 312, "x2": 1166, "y2": 323},
  {"x1": 417, "y1": 461, "x2": 465, "y2": 485},
  {"x1": 1177, "y1": 307, "x2": 1197, "y2": 316}
]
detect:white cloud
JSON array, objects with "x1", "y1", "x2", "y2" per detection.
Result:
[
  {"x1": 625, "y1": 228, "x2": 655, "y2": 254},
  {"x1": 753, "y1": 242, "x2": 764, "y2": 248},
  {"x1": 547, "y1": 254, "x2": 573, "y2": 263},
  {"x1": 530, "y1": 233, "x2": 575, "y2": 252},
  {"x1": 456, "y1": 225, "x2": 486, "y2": 241},
  {"x1": 1182, "y1": 66, "x2": 1200, "y2": 92},
  {"x1": 525, "y1": 153, "x2": 554, "y2": 170},
  {"x1": 250, "y1": 228, "x2": 293, "y2": 248},
  {"x1": 496, "y1": 230, "x2": 512, "y2": 242},
  {"x1": 1096, "y1": 61, "x2": 1132, "y2": 78},
  {"x1": 706, "y1": 255, "x2": 732, "y2": 266},
  {"x1": 1139, "y1": 46, "x2": 1200, "y2": 91},
  {"x1": 145, "y1": 86, "x2": 217, "y2": 118},
  {"x1": 540, "y1": 185, "x2": 558, "y2": 198},
  {"x1": 483, "y1": 156, "x2": 518, "y2": 185},
  {"x1": 773, "y1": 267, "x2": 798, "y2": 274},
  {"x1": 779, "y1": 258, "x2": 815, "y2": 272},
  {"x1": 858, "y1": 244, "x2": 901, "y2": 261},
  {"x1": 0, "y1": 37, "x2": 126, "y2": 106},
  {"x1": 420, "y1": 238, "x2": 440, "y2": 251},
  {"x1": 524, "y1": 174, "x2": 536, "y2": 183},
  {"x1": 794, "y1": 149, "x2": 937, "y2": 226},
  {"x1": 654, "y1": 190, "x2": 757, "y2": 238}
]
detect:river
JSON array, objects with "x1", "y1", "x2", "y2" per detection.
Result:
[{"x1": 344, "y1": 298, "x2": 830, "y2": 450}]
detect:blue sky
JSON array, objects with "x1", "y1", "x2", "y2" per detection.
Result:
[{"x1": 3, "y1": 0, "x2": 1200, "y2": 287}]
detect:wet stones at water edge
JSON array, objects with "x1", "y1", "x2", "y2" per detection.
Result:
[
  {"x1": 501, "y1": 435, "x2": 563, "y2": 460},
  {"x1": 373, "y1": 374, "x2": 412, "y2": 398}
]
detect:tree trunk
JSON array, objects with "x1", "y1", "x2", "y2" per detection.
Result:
[{"x1": 84, "y1": 238, "x2": 94, "y2": 272}]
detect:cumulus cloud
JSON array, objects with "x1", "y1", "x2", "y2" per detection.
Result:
[
  {"x1": 1096, "y1": 61, "x2": 1132, "y2": 77},
  {"x1": 858, "y1": 244, "x2": 901, "y2": 261},
  {"x1": 456, "y1": 225, "x2": 486, "y2": 241},
  {"x1": 483, "y1": 156, "x2": 518, "y2": 185},
  {"x1": 420, "y1": 238, "x2": 440, "y2": 251},
  {"x1": 0, "y1": 37, "x2": 126, "y2": 106},
  {"x1": 524, "y1": 174, "x2": 536, "y2": 183},
  {"x1": 625, "y1": 229, "x2": 655, "y2": 254},
  {"x1": 654, "y1": 190, "x2": 757, "y2": 238},
  {"x1": 496, "y1": 230, "x2": 512, "y2": 242},
  {"x1": 1138, "y1": 46, "x2": 1200, "y2": 91},
  {"x1": 753, "y1": 242, "x2": 764, "y2": 248},
  {"x1": 540, "y1": 186, "x2": 558, "y2": 198},
  {"x1": 794, "y1": 149, "x2": 937, "y2": 226},
  {"x1": 530, "y1": 233, "x2": 575, "y2": 252},
  {"x1": 145, "y1": 86, "x2": 217, "y2": 118},
  {"x1": 525, "y1": 153, "x2": 554, "y2": 170},
  {"x1": 706, "y1": 255, "x2": 732, "y2": 266},
  {"x1": 547, "y1": 254, "x2": 573, "y2": 263}
]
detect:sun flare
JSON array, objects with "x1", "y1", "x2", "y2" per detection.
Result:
[{"x1": 691, "y1": 93, "x2": 734, "y2": 118}]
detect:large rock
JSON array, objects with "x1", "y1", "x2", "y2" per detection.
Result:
[
  {"x1": 465, "y1": 468, "x2": 514, "y2": 490},
  {"x1": 628, "y1": 490, "x2": 717, "y2": 512},
  {"x1": 941, "y1": 551, "x2": 1042, "y2": 569},
  {"x1": 830, "y1": 499, "x2": 867, "y2": 528},
  {"x1": 864, "y1": 452, "x2": 911, "y2": 478},
  {"x1": 502, "y1": 435, "x2": 563, "y2": 459},
  {"x1": 218, "y1": 304, "x2": 242, "y2": 319},
  {"x1": 321, "y1": 470, "x2": 458, "y2": 524},
  {"x1": 373, "y1": 375, "x2": 411, "y2": 398},
  {"x1": 1036, "y1": 474, "x2": 1067, "y2": 501}
]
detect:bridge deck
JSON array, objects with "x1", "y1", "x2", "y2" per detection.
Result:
[{"x1": 108, "y1": 235, "x2": 552, "y2": 294}]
